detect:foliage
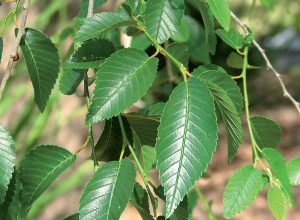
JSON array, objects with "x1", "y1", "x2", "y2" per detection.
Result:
[{"x1": 0, "y1": 0, "x2": 299, "y2": 219}]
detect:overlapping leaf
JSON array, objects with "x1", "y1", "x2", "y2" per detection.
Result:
[
  {"x1": 193, "y1": 65, "x2": 243, "y2": 161},
  {"x1": 130, "y1": 183, "x2": 153, "y2": 220},
  {"x1": 20, "y1": 28, "x2": 60, "y2": 112},
  {"x1": 207, "y1": 0, "x2": 231, "y2": 30},
  {"x1": 287, "y1": 157, "x2": 300, "y2": 185},
  {"x1": 156, "y1": 77, "x2": 218, "y2": 217},
  {"x1": 267, "y1": 186, "x2": 288, "y2": 220},
  {"x1": 75, "y1": 12, "x2": 133, "y2": 42},
  {"x1": 262, "y1": 148, "x2": 294, "y2": 205},
  {"x1": 140, "y1": 145, "x2": 156, "y2": 175},
  {"x1": 125, "y1": 113, "x2": 160, "y2": 147},
  {"x1": 250, "y1": 116, "x2": 281, "y2": 149},
  {"x1": 87, "y1": 48, "x2": 158, "y2": 124},
  {"x1": 79, "y1": 159, "x2": 136, "y2": 220},
  {"x1": 20, "y1": 145, "x2": 76, "y2": 214},
  {"x1": 166, "y1": 42, "x2": 189, "y2": 70},
  {"x1": 0, "y1": 171, "x2": 21, "y2": 220},
  {"x1": 144, "y1": 102, "x2": 166, "y2": 116},
  {"x1": 144, "y1": 0, "x2": 185, "y2": 44},
  {"x1": 223, "y1": 165, "x2": 267, "y2": 218},
  {"x1": 216, "y1": 29, "x2": 244, "y2": 49},
  {"x1": 0, "y1": 126, "x2": 16, "y2": 204},
  {"x1": 94, "y1": 116, "x2": 131, "y2": 161}
]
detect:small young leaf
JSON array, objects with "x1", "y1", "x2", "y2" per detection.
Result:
[
  {"x1": 75, "y1": 12, "x2": 133, "y2": 42},
  {"x1": 144, "y1": 0, "x2": 185, "y2": 44},
  {"x1": 20, "y1": 145, "x2": 76, "y2": 214},
  {"x1": 20, "y1": 28, "x2": 60, "y2": 112},
  {"x1": 262, "y1": 148, "x2": 294, "y2": 205},
  {"x1": 250, "y1": 116, "x2": 282, "y2": 149},
  {"x1": 287, "y1": 157, "x2": 300, "y2": 185},
  {"x1": 223, "y1": 165, "x2": 267, "y2": 218},
  {"x1": 171, "y1": 19, "x2": 190, "y2": 43},
  {"x1": 193, "y1": 65, "x2": 244, "y2": 162},
  {"x1": 207, "y1": 0, "x2": 231, "y2": 30},
  {"x1": 87, "y1": 48, "x2": 158, "y2": 124},
  {"x1": 216, "y1": 28, "x2": 244, "y2": 49},
  {"x1": 0, "y1": 126, "x2": 16, "y2": 204},
  {"x1": 156, "y1": 77, "x2": 218, "y2": 217},
  {"x1": 267, "y1": 186, "x2": 288, "y2": 220},
  {"x1": 79, "y1": 159, "x2": 136, "y2": 220}
]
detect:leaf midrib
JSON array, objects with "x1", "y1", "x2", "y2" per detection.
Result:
[{"x1": 168, "y1": 80, "x2": 190, "y2": 214}]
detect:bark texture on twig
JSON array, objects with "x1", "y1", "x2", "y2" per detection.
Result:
[
  {"x1": 231, "y1": 12, "x2": 300, "y2": 115},
  {"x1": 0, "y1": 0, "x2": 31, "y2": 100}
]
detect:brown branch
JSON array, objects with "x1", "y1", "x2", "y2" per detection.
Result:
[
  {"x1": 0, "y1": 0, "x2": 31, "y2": 100},
  {"x1": 231, "y1": 11, "x2": 300, "y2": 116}
]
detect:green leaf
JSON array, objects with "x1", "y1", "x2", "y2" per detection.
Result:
[
  {"x1": 64, "y1": 213, "x2": 79, "y2": 220},
  {"x1": 144, "y1": 102, "x2": 166, "y2": 116},
  {"x1": 140, "y1": 145, "x2": 156, "y2": 175},
  {"x1": 130, "y1": 183, "x2": 153, "y2": 220},
  {"x1": 125, "y1": 113, "x2": 160, "y2": 147},
  {"x1": 171, "y1": 19, "x2": 190, "y2": 43},
  {"x1": 0, "y1": 126, "x2": 16, "y2": 204},
  {"x1": 59, "y1": 69, "x2": 85, "y2": 95},
  {"x1": 193, "y1": 65, "x2": 243, "y2": 162},
  {"x1": 287, "y1": 157, "x2": 300, "y2": 186},
  {"x1": 75, "y1": 12, "x2": 133, "y2": 42},
  {"x1": 64, "y1": 38, "x2": 116, "y2": 69},
  {"x1": 156, "y1": 77, "x2": 218, "y2": 217},
  {"x1": 169, "y1": 196, "x2": 189, "y2": 220},
  {"x1": 227, "y1": 52, "x2": 258, "y2": 69},
  {"x1": 20, "y1": 145, "x2": 76, "y2": 214},
  {"x1": 144, "y1": 0, "x2": 185, "y2": 44},
  {"x1": 195, "y1": 0, "x2": 217, "y2": 54},
  {"x1": 216, "y1": 29, "x2": 244, "y2": 49},
  {"x1": 261, "y1": 148, "x2": 294, "y2": 205},
  {"x1": 207, "y1": 0, "x2": 231, "y2": 30},
  {"x1": 79, "y1": 159, "x2": 136, "y2": 220},
  {"x1": 0, "y1": 171, "x2": 21, "y2": 220},
  {"x1": 0, "y1": 37, "x2": 3, "y2": 63},
  {"x1": 78, "y1": 0, "x2": 107, "y2": 18},
  {"x1": 166, "y1": 42, "x2": 189, "y2": 68},
  {"x1": 126, "y1": 0, "x2": 146, "y2": 16},
  {"x1": 87, "y1": 48, "x2": 158, "y2": 124},
  {"x1": 20, "y1": 28, "x2": 60, "y2": 112},
  {"x1": 250, "y1": 116, "x2": 282, "y2": 150},
  {"x1": 267, "y1": 186, "x2": 288, "y2": 220},
  {"x1": 94, "y1": 117, "x2": 131, "y2": 161},
  {"x1": 131, "y1": 34, "x2": 152, "y2": 51},
  {"x1": 223, "y1": 165, "x2": 267, "y2": 218}
]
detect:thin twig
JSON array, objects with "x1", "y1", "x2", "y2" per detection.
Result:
[
  {"x1": 87, "y1": 0, "x2": 94, "y2": 18},
  {"x1": 231, "y1": 11, "x2": 300, "y2": 115},
  {"x1": 0, "y1": 0, "x2": 31, "y2": 100}
]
